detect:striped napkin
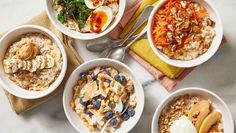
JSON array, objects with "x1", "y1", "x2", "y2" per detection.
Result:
[{"x1": 109, "y1": 0, "x2": 227, "y2": 91}]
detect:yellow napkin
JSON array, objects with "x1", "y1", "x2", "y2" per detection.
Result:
[
  {"x1": 121, "y1": 0, "x2": 184, "y2": 78},
  {"x1": 1, "y1": 12, "x2": 83, "y2": 114}
]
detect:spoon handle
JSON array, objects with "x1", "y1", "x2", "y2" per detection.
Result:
[
  {"x1": 116, "y1": 5, "x2": 153, "y2": 47},
  {"x1": 125, "y1": 26, "x2": 147, "y2": 50}
]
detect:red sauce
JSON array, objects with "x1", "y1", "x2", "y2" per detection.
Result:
[
  {"x1": 92, "y1": 0, "x2": 103, "y2": 7},
  {"x1": 90, "y1": 11, "x2": 108, "y2": 33}
]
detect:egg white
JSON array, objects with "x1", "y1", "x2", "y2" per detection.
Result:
[
  {"x1": 84, "y1": 0, "x2": 104, "y2": 9},
  {"x1": 87, "y1": 6, "x2": 114, "y2": 32}
]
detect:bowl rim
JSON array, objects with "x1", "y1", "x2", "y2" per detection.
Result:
[
  {"x1": 45, "y1": 0, "x2": 126, "y2": 40},
  {"x1": 0, "y1": 24, "x2": 68, "y2": 99},
  {"x1": 147, "y1": 0, "x2": 223, "y2": 68},
  {"x1": 63, "y1": 58, "x2": 145, "y2": 133},
  {"x1": 151, "y1": 87, "x2": 234, "y2": 133}
]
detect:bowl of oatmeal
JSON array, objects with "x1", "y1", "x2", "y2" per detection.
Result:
[
  {"x1": 45, "y1": 0, "x2": 125, "y2": 40},
  {"x1": 0, "y1": 25, "x2": 67, "y2": 99},
  {"x1": 63, "y1": 58, "x2": 144, "y2": 133},
  {"x1": 151, "y1": 87, "x2": 234, "y2": 133},
  {"x1": 147, "y1": 0, "x2": 223, "y2": 68}
]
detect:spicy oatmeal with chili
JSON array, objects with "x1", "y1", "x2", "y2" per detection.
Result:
[
  {"x1": 3, "y1": 33, "x2": 62, "y2": 91},
  {"x1": 152, "y1": 0, "x2": 216, "y2": 60}
]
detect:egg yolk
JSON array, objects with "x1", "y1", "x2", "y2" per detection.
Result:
[{"x1": 90, "y1": 11, "x2": 108, "y2": 33}]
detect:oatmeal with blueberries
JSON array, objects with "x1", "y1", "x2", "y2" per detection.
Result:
[
  {"x1": 3, "y1": 33, "x2": 62, "y2": 91},
  {"x1": 159, "y1": 94, "x2": 223, "y2": 133},
  {"x1": 70, "y1": 66, "x2": 137, "y2": 132}
]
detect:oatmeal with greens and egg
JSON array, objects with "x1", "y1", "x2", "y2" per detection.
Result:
[
  {"x1": 52, "y1": 0, "x2": 119, "y2": 33},
  {"x1": 70, "y1": 66, "x2": 137, "y2": 132},
  {"x1": 3, "y1": 33, "x2": 62, "y2": 91},
  {"x1": 152, "y1": 0, "x2": 216, "y2": 60},
  {"x1": 159, "y1": 94, "x2": 223, "y2": 133}
]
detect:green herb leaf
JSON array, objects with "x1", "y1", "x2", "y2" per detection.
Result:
[
  {"x1": 55, "y1": 0, "x2": 92, "y2": 29},
  {"x1": 57, "y1": 10, "x2": 67, "y2": 24}
]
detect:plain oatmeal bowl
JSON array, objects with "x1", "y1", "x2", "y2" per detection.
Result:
[
  {"x1": 0, "y1": 25, "x2": 67, "y2": 99},
  {"x1": 63, "y1": 58, "x2": 144, "y2": 133},
  {"x1": 151, "y1": 87, "x2": 234, "y2": 133},
  {"x1": 147, "y1": 0, "x2": 223, "y2": 68}
]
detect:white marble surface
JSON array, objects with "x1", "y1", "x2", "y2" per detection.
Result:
[{"x1": 0, "y1": 0, "x2": 235, "y2": 133}]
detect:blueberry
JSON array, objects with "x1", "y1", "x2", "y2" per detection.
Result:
[
  {"x1": 105, "y1": 79, "x2": 111, "y2": 83},
  {"x1": 91, "y1": 72, "x2": 97, "y2": 80},
  {"x1": 114, "y1": 75, "x2": 120, "y2": 81},
  {"x1": 103, "y1": 69, "x2": 110, "y2": 75},
  {"x1": 119, "y1": 75, "x2": 127, "y2": 85},
  {"x1": 85, "y1": 109, "x2": 92, "y2": 116},
  {"x1": 92, "y1": 100, "x2": 101, "y2": 110},
  {"x1": 122, "y1": 113, "x2": 130, "y2": 121},
  {"x1": 114, "y1": 75, "x2": 127, "y2": 85},
  {"x1": 109, "y1": 118, "x2": 117, "y2": 126},
  {"x1": 95, "y1": 80, "x2": 99, "y2": 86},
  {"x1": 80, "y1": 99, "x2": 90, "y2": 106},
  {"x1": 108, "y1": 103, "x2": 113, "y2": 108},
  {"x1": 79, "y1": 72, "x2": 88, "y2": 80},
  {"x1": 127, "y1": 107, "x2": 135, "y2": 117},
  {"x1": 104, "y1": 111, "x2": 113, "y2": 119}
]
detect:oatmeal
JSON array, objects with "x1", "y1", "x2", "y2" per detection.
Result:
[
  {"x1": 52, "y1": 0, "x2": 119, "y2": 33},
  {"x1": 3, "y1": 33, "x2": 62, "y2": 91},
  {"x1": 152, "y1": 0, "x2": 216, "y2": 60},
  {"x1": 70, "y1": 66, "x2": 137, "y2": 132},
  {"x1": 159, "y1": 95, "x2": 223, "y2": 133}
]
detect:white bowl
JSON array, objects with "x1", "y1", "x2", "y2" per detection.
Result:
[
  {"x1": 63, "y1": 58, "x2": 144, "y2": 133},
  {"x1": 151, "y1": 87, "x2": 234, "y2": 133},
  {"x1": 45, "y1": 0, "x2": 126, "y2": 40},
  {"x1": 147, "y1": 0, "x2": 223, "y2": 68},
  {"x1": 0, "y1": 25, "x2": 67, "y2": 99}
]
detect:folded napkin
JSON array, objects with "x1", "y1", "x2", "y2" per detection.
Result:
[
  {"x1": 1, "y1": 12, "x2": 83, "y2": 114},
  {"x1": 110, "y1": 0, "x2": 227, "y2": 91}
]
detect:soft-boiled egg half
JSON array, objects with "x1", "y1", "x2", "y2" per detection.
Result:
[
  {"x1": 87, "y1": 6, "x2": 114, "y2": 33},
  {"x1": 84, "y1": 0, "x2": 104, "y2": 9}
]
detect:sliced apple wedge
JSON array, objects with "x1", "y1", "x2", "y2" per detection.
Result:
[
  {"x1": 188, "y1": 100, "x2": 210, "y2": 131},
  {"x1": 199, "y1": 112, "x2": 222, "y2": 133}
]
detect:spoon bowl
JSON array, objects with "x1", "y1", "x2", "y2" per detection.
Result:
[
  {"x1": 109, "y1": 47, "x2": 126, "y2": 61},
  {"x1": 86, "y1": 37, "x2": 122, "y2": 52},
  {"x1": 108, "y1": 27, "x2": 148, "y2": 61}
]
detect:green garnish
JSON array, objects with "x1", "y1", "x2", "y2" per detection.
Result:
[{"x1": 53, "y1": 0, "x2": 92, "y2": 29}]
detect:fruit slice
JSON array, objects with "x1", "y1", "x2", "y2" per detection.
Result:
[
  {"x1": 199, "y1": 112, "x2": 222, "y2": 133},
  {"x1": 45, "y1": 55, "x2": 55, "y2": 68},
  {"x1": 188, "y1": 100, "x2": 210, "y2": 131},
  {"x1": 51, "y1": 50, "x2": 61, "y2": 62}
]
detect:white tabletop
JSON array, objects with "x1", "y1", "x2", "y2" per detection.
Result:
[{"x1": 0, "y1": 0, "x2": 235, "y2": 133}]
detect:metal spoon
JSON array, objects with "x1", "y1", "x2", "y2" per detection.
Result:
[
  {"x1": 86, "y1": 5, "x2": 153, "y2": 52},
  {"x1": 99, "y1": 6, "x2": 153, "y2": 58},
  {"x1": 86, "y1": 35, "x2": 139, "y2": 52},
  {"x1": 99, "y1": 34, "x2": 147, "y2": 58},
  {"x1": 109, "y1": 26, "x2": 147, "y2": 61}
]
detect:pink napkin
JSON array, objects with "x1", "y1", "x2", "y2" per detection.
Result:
[
  {"x1": 108, "y1": 1, "x2": 227, "y2": 91},
  {"x1": 108, "y1": 0, "x2": 142, "y2": 39}
]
